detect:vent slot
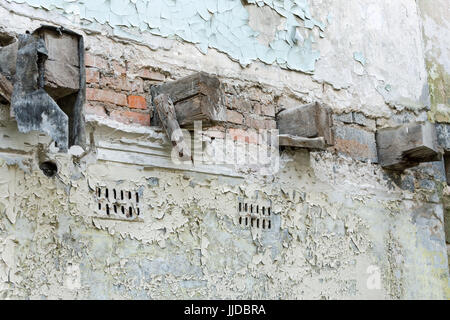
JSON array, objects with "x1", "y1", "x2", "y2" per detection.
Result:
[
  {"x1": 238, "y1": 201, "x2": 273, "y2": 231},
  {"x1": 95, "y1": 185, "x2": 143, "y2": 221}
]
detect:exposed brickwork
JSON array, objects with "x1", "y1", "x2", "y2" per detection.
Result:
[
  {"x1": 260, "y1": 103, "x2": 276, "y2": 117},
  {"x1": 112, "y1": 61, "x2": 126, "y2": 75},
  {"x1": 333, "y1": 125, "x2": 378, "y2": 163},
  {"x1": 85, "y1": 103, "x2": 107, "y2": 117},
  {"x1": 136, "y1": 68, "x2": 166, "y2": 81},
  {"x1": 86, "y1": 88, "x2": 128, "y2": 106},
  {"x1": 333, "y1": 112, "x2": 376, "y2": 131},
  {"x1": 128, "y1": 95, "x2": 147, "y2": 110},
  {"x1": 220, "y1": 83, "x2": 277, "y2": 137},
  {"x1": 99, "y1": 76, "x2": 144, "y2": 93},
  {"x1": 84, "y1": 55, "x2": 281, "y2": 133},
  {"x1": 203, "y1": 126, "x2": 226, "y2": 139},
  {"x1": 226, "y1": 109, "x2": 244, "y2": 124},
  {"x1": 110, "y1": 110, "x2": 150, "y2": 126},
  {"x1": 227, "y1": 128, "x2": 259, "y2": 145},
  {"x1": 84, "y1": 53, "x2": 159, "y2": 126},
  {"x1": 86, "y1": 68, "x2": 99, "y2": 84},
  {"x1": 85, "y1": 53, "x2": 108, "y2": 70}
]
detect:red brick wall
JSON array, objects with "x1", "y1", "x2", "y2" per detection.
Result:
[
  {"x1": 84, "y1": 53, "x2": 277, "y2": 135},
  {"x1": 85, "y1": 52, "x2": 166, "y2": 126}
]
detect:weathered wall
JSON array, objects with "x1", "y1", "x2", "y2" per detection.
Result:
[
  {"x1": 418, "y1": 0, "x2": 450, "y2": 123},
  {"x1": 0, "y1": 0, "x2": 449, "y2": 299}
]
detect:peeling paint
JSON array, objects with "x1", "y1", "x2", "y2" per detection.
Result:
[
  {"x1": 4, "y1": 0, "x2": 323, "y2": 73},
  {"x1": 0, "y1": 0, "x2": 448, "y2": 300}
]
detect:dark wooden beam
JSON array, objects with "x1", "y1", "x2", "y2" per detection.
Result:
[
  {"x1": 153, "y1": 93, "x2": 192, "y2": 162},
  {"x1": 278, "y1": 134, "x2": 326, "y2": 149},
  {"x1": 151, "y1": 72, "x2": 226, "y2": 128},
  {"x1": 376, "y1": 122, "x2": 442, "y2": 171},
  {"x1": 276, "y1": 102, "x2": 334, "y2": 149},
  {"x1": 34, "y1": 28, "x2": 80, "y2": 100}
]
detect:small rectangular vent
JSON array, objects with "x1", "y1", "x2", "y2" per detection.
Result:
[
  {"x1": 95, "y1": 186, "x2": 142, "y2": 221},
  {"x1": 238, "y1": 201, "x2": 272, "y2": 231}
]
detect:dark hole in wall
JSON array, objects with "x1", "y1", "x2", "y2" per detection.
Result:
[{"x1": 39, "y1": 161, "x2": 58, "y2": 178}]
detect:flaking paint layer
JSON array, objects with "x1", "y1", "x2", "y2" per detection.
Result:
[{"x1": 4, "y1": 0, "x2": 323, "y2": 73}]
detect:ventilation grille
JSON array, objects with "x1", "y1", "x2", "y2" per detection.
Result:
[
  {"x1": 238, "y1": 201, "x2": 272, "y2": 231},
  {"x1": 95, "y1": 186, "x2": 142, "y2": 221}
]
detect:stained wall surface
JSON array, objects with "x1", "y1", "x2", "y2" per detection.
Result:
[{"x1": 0, "y1": 0, "x2": 449, "y2": 299}]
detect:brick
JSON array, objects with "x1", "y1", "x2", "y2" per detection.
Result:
[
  {"x1": 252, "y1": 102, "x2": 262, "y2": 115},
  {"x1": 86, "y1": 88, "x2": 127, "y2": 106},
  {"x1": 99, "y1": 76, "x2": 144, "y2": 93},
  {"x1": 353, "y1": 112, "x2": 376, "y2": 130},
  {"x1": 250, "y1": 118, "x2": 266, "y2": 130},
  {"x1": 204, "y1": 126, "x2": 226, "y2": 139},
  {"x1": 128, "y1": 95, "x2": 147, "y2": 110},
  {"x1": 137, "y1": 68, "x2": 165, "y2": 81},
  {"x1": 85, "y1": 103, "x2": 107, "y2": 117},
  {"x1": 226, "y1": 109, "x2": 243, "y2": 124},
  {"x1": 130, "y1": 78, "x2": 145, "y2": 93},
  {"x1": 261, "y1": 104, "x2": 276, "y2": 117},
  {"x1": 230, "y1": 97, "x2": 252, "y2": 113},
  {"x1": 265, "y1": 119, "x2": 277, "y2": 130},
  {"x1": 333, "y1": 112, "x2": 353, "y2": 124},
  {"x1": 100, "y1": 76, "x2": 128, "y2": 92},
  {"x1": 247, "y1": 117, "x2": 275, "y2": 130},
  {"x1": 334, "y1": 125, "x2": 378, "y2": 163},
  {"x1": 112, "y1": 61, "x2": 126, "y2": 75},
  {"x1": 246, "y1": 87, "x2": 271, "y2": 104},
  {"x1": 85, "y1": 53, "x2": 108, "y2": 70},
  {"x1": 110, "y1": 110, "x2": 150, "y2": 126},
  {"x1": 333, "y1": 112, "x2": 376, "y2": 130},
  {"x1": 86, "y1": 68, "x2": 99, "y2": 84}
]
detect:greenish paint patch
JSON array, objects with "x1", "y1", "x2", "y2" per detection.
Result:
[
  {"x1": 353, "y1": 51, "x2": 366, "y2": 66},
  {"x1": 425, "y1": 60, "x2": 450, "y2": 123},
  {"x1": 5, "y1": 0, "x2": 325, "y2": 73}
]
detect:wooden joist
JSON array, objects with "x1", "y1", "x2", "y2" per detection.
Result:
[
  {"x1": 151, "y1": 72, "x2": 226, "y2": 129},
  {"x1": 0, "y1": 41, "x2": 18, "y2": 79},
  {"x1": 376, "y1": 122, "x2": 442, "y2": 171},
  {"x1": 153, "y1": 93, "x2": 192, "y2": 162},
  {"x1": 276, "y1": 102, "x2": 334, "y2": 149},
  {"x1": 34, "y1": 28, "x2": 80, "y2": 100},
  {"x1": 278, "y1": 135, "x2": 326, "y2": 149}
]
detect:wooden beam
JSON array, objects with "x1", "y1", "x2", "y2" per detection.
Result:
[
  {"x1": 278, "y1": 134, "x2": 327, "y2": 149},
  {"x1": 151, "y1": 72, "x2": 226, "y2": 128},
  {"x1": 0, "y1": 41, "x2": 18, "y2": 79},
  {"x1": 153, "y1": 93, "x2": 192, "y2": 162},
  {"x1": 276, "y1": 102, "x2": 334, "y2": 147},
  {"x1": 376, "y1": 122, "x2": 442, "y2": 171},
  {"x1": 34, "y1": 28, "x2": 80, "y2": 100}
]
